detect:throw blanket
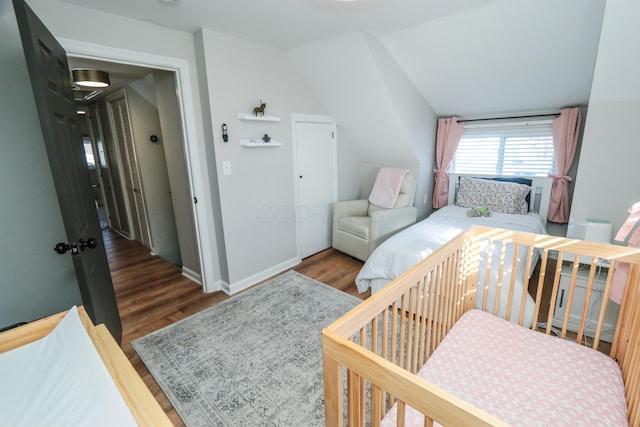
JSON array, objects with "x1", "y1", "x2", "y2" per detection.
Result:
[
  {"x1": 369, "y1": 168, "x2": 409, "y2": 208},
  {"x1": 610, "y1": 201, "x2": 640, "y2": 303}
]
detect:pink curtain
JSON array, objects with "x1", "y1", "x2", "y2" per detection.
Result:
[
  {"x1": 548, "y1": 107, "x2": 582, "y2": 223},
  {"x1": 432, "y1": 117, "x2": 464, "y2": 208}
]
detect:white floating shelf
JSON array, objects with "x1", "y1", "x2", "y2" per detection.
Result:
[
  {"x1": 240, "y1": 139, "x2": 282, "y2": 147},
  {"x1": 238, "y1": 113, "x2": 280, "y2": 122}
]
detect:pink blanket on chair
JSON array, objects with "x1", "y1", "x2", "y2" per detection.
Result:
[{"x1": 368, "y1": 168, "x2": 409, "y2": 209}]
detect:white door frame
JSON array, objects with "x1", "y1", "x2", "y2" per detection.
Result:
[
  {"x1": 60, "y1": 38, "x2": 220, "y2": 293},
  {"x1": 291, "y1": 114, "x2": 337, "y2": 261}
]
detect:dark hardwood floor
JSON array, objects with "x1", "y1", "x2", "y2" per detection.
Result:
[
  {"x1": 106, "y1": 229, "x2": 608, "y2": 425},
  {"x1": 104, "y1": 229, "x2": 365, "y2": 426}
]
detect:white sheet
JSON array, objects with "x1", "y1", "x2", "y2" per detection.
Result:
[
  {"x1": 0, "y1": 307, "x2": 137, "y2": 427},
  {"x1": 356, "y1": 206, "x2": 547, "y2": 326}
]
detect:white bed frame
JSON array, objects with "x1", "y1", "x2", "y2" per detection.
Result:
[{"x1": 447, "y1": 173, "x2": 553, "y2": 222}]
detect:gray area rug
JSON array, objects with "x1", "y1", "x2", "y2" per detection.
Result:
[{"x1": 132, "y1": 270, "x2": 361, "y2": 426}]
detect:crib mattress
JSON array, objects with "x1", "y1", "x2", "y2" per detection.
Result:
[{"x1": 381, "y1": 309, "x2": 628, "y2": 426}]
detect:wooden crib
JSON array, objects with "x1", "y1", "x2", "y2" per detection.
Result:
[{"x1": 322, "y1": 226, "x2": 640, "y2": 426}]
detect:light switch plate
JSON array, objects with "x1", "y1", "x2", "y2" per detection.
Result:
[{"x1": 222, "y1": 161, "x2": 231, "y2": 176}]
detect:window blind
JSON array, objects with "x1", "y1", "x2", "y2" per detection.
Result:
[{"x1": 451, "y1": 119, "x2": 555, "y2": 177}]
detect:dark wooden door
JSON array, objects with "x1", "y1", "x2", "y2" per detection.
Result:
[{"x1": 13, "y1": 0, "x2": 121, "y2": 342}]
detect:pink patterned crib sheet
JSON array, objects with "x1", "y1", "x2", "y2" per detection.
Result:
[{"x1": 381, "y1": 309, "x2": 628, "y2": 426}]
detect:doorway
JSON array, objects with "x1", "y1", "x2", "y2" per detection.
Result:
[
  {"x1": 293, "y1": 115, "x2": 337, "y2": 259},
  {"x1": 62, "y1": 39, "x2": 218, "y2": 292}
]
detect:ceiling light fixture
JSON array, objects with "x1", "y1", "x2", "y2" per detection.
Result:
[{"x1": 72, "y1": 69, "x2": 110, "y2": 88}]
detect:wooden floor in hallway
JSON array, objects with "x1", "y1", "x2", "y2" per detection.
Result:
[{"x1": 104, "y1": 229, "x2": 365, "y2": 426}]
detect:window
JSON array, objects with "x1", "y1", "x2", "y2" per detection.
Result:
[
  {"x1": 451, "y1": 119, "x2": 555, "y2": 177},
  {"x1": 83, "y1": 137, "x2": 95, "y2": 168}
]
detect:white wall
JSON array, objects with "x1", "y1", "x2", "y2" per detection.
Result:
[
  {"x1": 289, "y1": 31, "x2": 437, "y2": 219},
  {"x1": 382, "y1": 0, "x2": 605, "y2": 117},
  {"x1": 0, "y1": 4, "x2": 82, "y2": 328},
  {"x1": 195, "y1": 29, "x2": 328, "y2": 291},
  {"x1": 571, "y1": 0, "x2": 640, "y2": 234},
  {"x1": 363, "y1": 32, "x2": 438, "y2": 219}
]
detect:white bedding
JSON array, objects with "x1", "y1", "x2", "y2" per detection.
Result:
[
  {"x1": 356, "y1": 206, "x2": 547, "y2": 326},
  {"x1": 0, "y1": 307, "x2": 137, "y2": 427}
]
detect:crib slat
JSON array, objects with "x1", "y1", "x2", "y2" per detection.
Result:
[
  {"x1": 371, "y1": 383, "x2": 382, "y2": 427},
  {"x1": 560, "y1": 258, "x2": 580, "y2": 340},
  {"x1": 481, "y1": 240, "x2": 493, "y2": 312},
  {"x1": 574, "y1": 260, "x2": 597, "y2": 344},
  {"x1": 399, "y1": 293, "x2": 407, "y2": 370},
  {"x1": 531, "y1": 249, "x2": 549, "y2": 330},
  {"x1": 445, "y1": 254, "x2": 456, "y2": 334},
  {"x1": 505, "y1": 243, "x2": 520, "y2": 322},
  {"x1": 432, "y1": 265, "x2": 443, "y2": 348},
  {"x1": 382, "y1": 308, "x2": 389, "y2": 360},
  {"x1": 417, "y1": 277, "x2": 429, "y2": 367},
  {"x1": 439, "y1": 259, "x2": 450, "y2": 345},
  {"x1": 518, "y1": 246, "x2": 535, "y2": 326},
  {"x1": 347, "y1": 369, "x2": 358, "y2": 426},
  {"x1": 370, "y1": 318, "x2": 378, "y2": 363},
  {"x1": 453, "y1": 249, "x2": 464, "y2": 322},
  {"x1": 544, "y1": 252, "x2": 564, "y2": 335},
  {"x1": 397, "y1": 401, "x2": 406, "y2": 427},
  {"x1": 493, "y1": 240, "x2": 508, "y2": 317},
  {"x1": 411, "y1": 284, "x2": 424, "y2": 374},
  {"x1": 592, "y1": 261, "x2": 616, "y2": 351},
  {"x1": 389, "y1": 299, "x2": 399, "y2": 407},
  {"x1": 437, "y1": 261, "x2": 448, "y2": 345},
  {"x1": 406, "y1": 286, "x2": 416, "y2": 372},
  {"x1": 425, "y1": 271, "x2": 435, "y2": 360}
]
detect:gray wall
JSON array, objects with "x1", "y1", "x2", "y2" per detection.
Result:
[
  {"x1": 0, "y1": 2, "x2": 82, "y2": 328},
  {"x1": 154, "y1": 70, "x2": 202, "y2": 278},
  {"x1": 125, "y1": 86, "x2": 182, "y2": 266},
  {"x1": 570, "y1": 0, "x2": 640, "y2": 234},
  {"x1": 195, "y1": 29, "x2": 328, "y2": 292}
]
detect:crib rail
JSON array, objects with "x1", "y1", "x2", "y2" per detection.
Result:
[{"x1": 323, "y1": 226, "x2": 640, "y2": 426}]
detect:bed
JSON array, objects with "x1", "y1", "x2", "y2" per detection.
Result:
[
  {"x1": 0, "y1": 306, "x2": 172, "y2": 426},
  {"x1": 356, "y1": 174, "x2": 552, "y2": 327},
  {"x1": 322, "y1": 226, "x2": 640, "y2": 426}
]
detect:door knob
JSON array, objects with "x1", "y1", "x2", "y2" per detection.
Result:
[
  {"x1": 54, "y1": 242, "x2": 72, "y2": 255},
  {"x1": 54, "y1": 238, "x2": 97, "y2": 256},
  {"x1": 79, "y1": 238, "x2": 98, "y2": 250}
]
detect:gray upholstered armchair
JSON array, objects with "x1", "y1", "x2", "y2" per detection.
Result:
[{"x1": 332, "y1": 170, "x2": 417, "y2": 261}]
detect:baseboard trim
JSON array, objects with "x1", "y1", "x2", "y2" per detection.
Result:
[
  {"x1": 182, "y1": 267, "x2": 202, "y2": 285},
  {"x1": 222, "y1": 257, "x2": 300, "y2": 295}
]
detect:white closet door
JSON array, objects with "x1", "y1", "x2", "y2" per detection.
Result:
[
  {"x1": 109, "y1": 94, "x2": 152, "y2": 248},
  {"x1": 295, "y1": 119, "x2": 336, "y2": 258}
]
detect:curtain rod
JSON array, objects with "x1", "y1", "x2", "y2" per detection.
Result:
[{"x1": 456, "y1": 113, "x2": 560, "y2": 124}]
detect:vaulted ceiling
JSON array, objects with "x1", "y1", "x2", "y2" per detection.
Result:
[{"x1": 62, "y1": 0, "x2": 605, "y2": 117}]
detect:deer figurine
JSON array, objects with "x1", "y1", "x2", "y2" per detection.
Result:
[{"x1": 253, "y1": 101, "x2": 266, "y2": 117}]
